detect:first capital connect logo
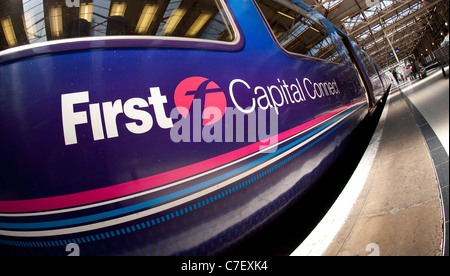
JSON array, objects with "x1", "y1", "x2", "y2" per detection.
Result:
[
  {"x1": 174, "y1": 77, "x2": 227, "y2": 126},
  {"x1": 61, "y1": 74, "x2": 340, "y2": 145}
]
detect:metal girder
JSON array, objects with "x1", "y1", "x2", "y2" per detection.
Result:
[
  {"x1": 346, "y1": 0, "x2": 423, "y2": 37},
  {"x1": 302, "y1": 0, "x2": 449, "y2": 69},
  {"x1": 360, "y1": 6, "x2": 432, "y2": 48},
  {"x1": 350, "y1": 0, "x2": 441, "y2": 40}
]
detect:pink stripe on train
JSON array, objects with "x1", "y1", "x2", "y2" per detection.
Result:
[{"x1": 0, "y1": 101, "x2": 363, "y2": 213}]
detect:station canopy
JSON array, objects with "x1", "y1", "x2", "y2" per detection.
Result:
[
  {"x1": 1, "y1": 0, "x2": 448, "y2": 70},
  {"x1": 301, "y1": 0, "x2": 449, "y2": 69}
]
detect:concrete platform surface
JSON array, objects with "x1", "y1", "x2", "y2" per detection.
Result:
[
  {"x1": 324, "y1": 87, "x2": 443, "y2": 256},
  {"x1": 292, "y1": 81, "x2": 446, "y2": 256}
]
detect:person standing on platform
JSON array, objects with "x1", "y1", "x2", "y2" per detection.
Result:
[
  {"x1": 414, "y1": 59, "x2": 422, "y2": 79},
  {"x1": 409, "y1": 65, "x2": 415, "y2": 80},
  {"x1": 412, "y1": 61, "x2": 418, "y2": 79},
  {"x1": 392, "y1": 69, "x2": 399, "y2": 84}
]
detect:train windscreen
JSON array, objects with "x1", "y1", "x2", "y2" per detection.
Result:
[
  {"x1": 255, "y1": 0, "x2": 343, "y2": 64},
  {"x1": 0, "y1": 0, "x2": 236, "y2": 52}
]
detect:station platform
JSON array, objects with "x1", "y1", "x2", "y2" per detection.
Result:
[{"x1": 292, "y1": 67, "x2": 449, "y2": 256}]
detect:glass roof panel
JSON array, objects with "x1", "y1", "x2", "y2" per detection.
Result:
[{"x1": 325, "y1": 0, "x2": 344, "y2": 10}]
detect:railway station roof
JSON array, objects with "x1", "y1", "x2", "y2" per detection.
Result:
[
  {"x1": 301, "y1": 0, "x2": 449, "y2": 69},
  {"x1": 1, "y1": 0, "x2": 448, "y2": 70}
]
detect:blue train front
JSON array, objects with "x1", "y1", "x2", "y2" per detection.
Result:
[{"x1": 0, "y1": 0, "x2": 388, "y2": 255}]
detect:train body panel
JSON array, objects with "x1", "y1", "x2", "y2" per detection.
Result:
[{"x1": 0, "y1": 0, "x2": 388, "y2": 255}]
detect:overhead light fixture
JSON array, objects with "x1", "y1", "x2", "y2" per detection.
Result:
[
  {"x1": 186, "y1": 12, "x2": 212, "y2": 37},
  {"x1": 310, "y1": 26, "x2": 320, "y2": 33},
  {"x1": 135, "y1": 5, "x2": 158, "y2": 34},
  {"x1": 1, "y1": 16, "x2": 18, "y2": 47},
  {"x1": 278, "y1": 11, "x2": 294, "y2": 20},
  {"x1": 79, "y1": 3, "x2": 93, "y2": 22},
  {"x1": 49, "y1": 6, "x2": 63, "y2": 39},
  {"x1": 163, "y1": 8, "x2": 187, "y2": 35},
  {"x1": 110, "y1": 2, "x2": 127, "y2": 17}
]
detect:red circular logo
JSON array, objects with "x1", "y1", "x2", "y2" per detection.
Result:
[{"x1": 174, "y1": 77, "x2": 227, "y2": 126}]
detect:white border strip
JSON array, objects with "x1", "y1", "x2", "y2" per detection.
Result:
[{"x1": 290, "y1": 93, "x2": 391, "y2": 256}]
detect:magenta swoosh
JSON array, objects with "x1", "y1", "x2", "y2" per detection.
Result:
[{"x1": 0, "y1": 102, "x2": 360, "y2": 213}]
